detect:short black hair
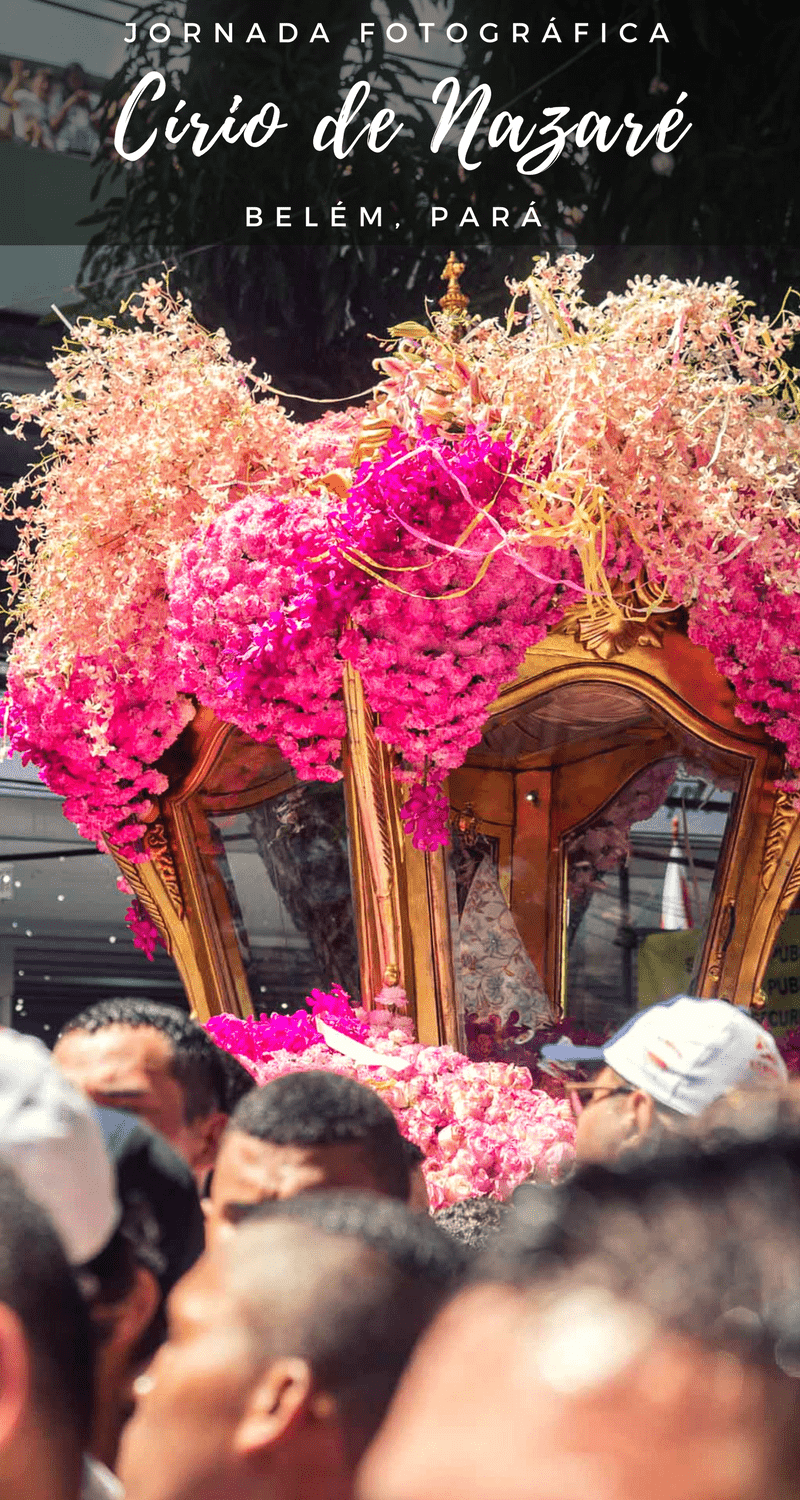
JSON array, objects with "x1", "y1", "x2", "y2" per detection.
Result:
[
  {"x1": 215, "y1": 1048, "x2": 257, "y2": 1113},
  {"x1": 401, "y1": 1137, "x2": 426, "y2": 1169},
  {"x1": 231, "y1": 1071, "x2": 410, "y2": 1200},
  {"x1": 434, "y1": 1196, "x2": 508, "y2": 1250},
  {"x1": 100, "y1": 1108, "x2": 205, "y2": 1361},
  {"x1": 483, "y1": 1135, "x2": 800, "y2": 1492},
  {"x1": 0, "y1": 1162, "x2": 93, "y2": 1452},
  {"x1": 231, "y1": 1190, "x2": 468, "y2": 1464},
  {"x1": 59, "y1": 998, "x2": 227, "y2": 1122},
  {"x1": 489, "y1": 1132, "x2": 800, "y2": 1368}
]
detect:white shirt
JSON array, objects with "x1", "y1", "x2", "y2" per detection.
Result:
[{"x1": 82, "y1": 1457, "x2": 124, "y2": 1500}]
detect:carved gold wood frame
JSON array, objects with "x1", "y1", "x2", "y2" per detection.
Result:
[
  {"x1": 111, "y1": 688, "x2": 449, "y2": 1041},
  {"x1": 391, "y1": 622, "x2": 798, "y2": 1046},
  {"x1": 112, "y1": 706, "x2": 297, "y2": 1022},
  {"x1": 341, "y1": 664, "x2": 456, "y2": 1046},
  {"x1": 110, "y1": 622, "x2": 800, "y2": 1042}
]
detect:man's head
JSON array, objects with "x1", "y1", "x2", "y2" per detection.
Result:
[
  {"x1": 64, "y1": 61, "x2": 89, "y2": 92},
  {"x1": 119, "y1": 1190, "x2": 467, "y2": 1500},
  {"x1": 360, "y1": 1134, "x2": 800, "y2": 1500},
  {"x1": 55, "y1": 999, "x2": 229, "y2": 1177},
  {"x1": 89, "y1": 1109, "x2": 205, "y2": 1466},
  {"x1": 401, "y1": 1139, "x2": 429, "y2": 1214},
  {"x1": 31, "y1": 67, "x2": 53, "y2": 99},
  {"x1": 542, "y1": 996, "x2": 787, "y2": 1164},
  {"x1": 0, "y1": 1028, "x2": 119, "y2": 1266},
  {"x1": 205, "y1": 1072, "x2": 410, "y2": 1245},
  {"x1": 0, "y1": 1029, "x2": 142, "y2": 1471},
  {"x1": 0, "y1": 1161, "x2": 94, "y2": 1500}
]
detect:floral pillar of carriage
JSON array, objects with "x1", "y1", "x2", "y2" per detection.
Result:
[{"x1": 4, "y1": 256, "x2": 800, "y2": 1061}]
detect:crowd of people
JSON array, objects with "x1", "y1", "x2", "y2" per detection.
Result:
[
  {"x1": 1, "y1": 990, "x2": 799, "y2": 1500},
  {"x1": 0, "y1": 59, "x2": 99, "y2": 154}
]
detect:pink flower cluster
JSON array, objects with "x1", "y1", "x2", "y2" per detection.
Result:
[
  {"x1": 336, "y1": 430, "x2": 579, "y2": 844},
  {"x1": 205, "y1": 984, "x2": 370, "y2": 1058},
  {"x1": 368, "y1": 264, "x2": 800, "y2": 802},
  {"x1": 6, "y1": 263, "x2": 800, "y2": 868},
  {"x1": 398, "y1": 783, "x2": 452, "y2": 852},
  {"x1": 6, "y1": 638, "x2": 192, "y2": 856},
  {"x1": 168, "y1": 488, "x2": 350, "y2": 781},
  {"x1": 206, "y1": 991, "x2": 576, "y2": 1206},
  {"x1": 761, "y1": 1023, "x2": 800, "y2": 1076},
  {"x1": 2, "y1": 281, "x2": 302, "y2": 854},
  {"x1": 689, "y1": 531, "x2": 800, "y2": 790},
  {"x1": 169, "y1": 427, "x2": 577, "y2": 846},
  {"x1": 125, "y1": 898, "x2": 163, "y2": 960}
]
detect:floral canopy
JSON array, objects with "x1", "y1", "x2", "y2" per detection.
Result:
[{"x1": 4, "y1": 254, "x2": 800, "y2": 887}]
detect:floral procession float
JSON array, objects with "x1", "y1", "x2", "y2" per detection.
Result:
[{"x1": 5, "y1": 251, "x2": 800, "y2": 1200}]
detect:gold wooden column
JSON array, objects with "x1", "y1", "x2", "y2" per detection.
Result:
[{"x1": 112, "y1": 708, "x2": 295, "y2": 1022}]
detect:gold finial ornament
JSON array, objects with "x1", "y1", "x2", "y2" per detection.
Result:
[
  {"x1": 439, "y1": 250, "x2": 470, "y2": 321},
  {"x1": 350, "y1": 410, "x2": 395, "y2": 467}
]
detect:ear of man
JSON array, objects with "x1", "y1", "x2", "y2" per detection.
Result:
[
  {"x1": 0, "y1": 1304, "x2": 31, "y2": 1449},
  {"x1": 91, "y1": 1266, "x2": 162, "y2": 1467},
  {"x1": 95, "y1": 1264, "x2": 162, "y2": 1357},
  {"x1": 234, "y1": 1357, "x2": 315, "y2": 1456},
  {"x1": 189, "y1": 1111, "x2": 229, "y2": 1177},
  {"x1": 616, "y1": 1089, "x2": 659, "y2": 1154}
]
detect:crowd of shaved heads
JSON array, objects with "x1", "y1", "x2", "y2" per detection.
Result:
[{"x1": 2, "y1": 994, "x2": 800, "y2": 1500}]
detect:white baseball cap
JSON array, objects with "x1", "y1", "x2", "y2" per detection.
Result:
[
  {"x1": 0, "y1": 1029, "x2": 120, "y2": 1264},
  {"x1": 541, "y1": 997, "x2": 788, "y2": 1117}
]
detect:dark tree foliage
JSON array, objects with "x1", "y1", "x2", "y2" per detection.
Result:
[
  {"x1": 455, "y1": 0, "x2": 800, "y2": 245},
  {"x1": 83, "y1": 0, "x2": 453, "y2": 249},
  {"x1": 84, "y1": 0, "x2": 799, "y2": 249},
  {"x1": 78, "y1": 0, "x2": 800, "y2": 393}
]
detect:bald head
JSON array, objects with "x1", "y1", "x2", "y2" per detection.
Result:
[{"x1": 359, "y1": 1279, "x2": 788, "y2": 1500}]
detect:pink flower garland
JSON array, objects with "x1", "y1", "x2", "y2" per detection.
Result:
[
  {"x1": 337, "y1": 429, "x2": 579, "y2": 847},
  {"x1": 205, "y1": 983, "x2": 370, "y2": 1058},
  {"x1": 168, "y1": 428, "x2": 578, "y2": 848},
  {"x1": 2, "y1": 282, "x2": 302, "y2": 859},
  {"x1": 168, "y1": 488, "x2": 351, "y2": 781},
  {"x1": 206, "y1": 990, "x2": 576, "y2": 1206},
  {"x1": 6, "y1": 637, "x2": 193, "y2": 857}
]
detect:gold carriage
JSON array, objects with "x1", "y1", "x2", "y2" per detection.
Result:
[
  {"x1": 112, "y1": 260, "x2": 800, "y2": 1053},
  {"x1": 113, "y1": 608, "x2": 800, "y2": 1050}
]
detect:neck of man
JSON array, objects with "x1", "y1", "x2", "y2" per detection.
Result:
[
  {"x1": 0, "y1": 1423, "x2": 83, "y2": 1500},
  {"x1": 267, "y1": 1420, "x2": 359, "y2": 1500}
]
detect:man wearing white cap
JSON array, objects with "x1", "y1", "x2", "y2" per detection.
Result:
[
  {"x1": 541, "y1": 996, "x2": 787, "y2": 1165},
  {"x1": 0, "y1": 1029, "x2": 124, "y2": 1497},
  {"x1": 0, "y1": 1029, "x2": 206, "y2": 1494},
  {"x1": 0, "y1": 1028, "x2": 120, "y2": 1266}
]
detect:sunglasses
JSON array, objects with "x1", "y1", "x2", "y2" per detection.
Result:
[{"x1": 563, "y1": 1080, "x2": 635, "y2": 1120}]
